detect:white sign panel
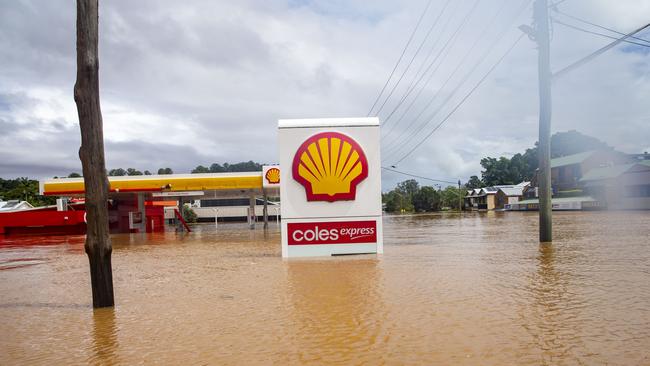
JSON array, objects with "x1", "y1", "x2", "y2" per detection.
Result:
[{"x1": 278, "y1": 117, "x2": 383, "y2": 258}]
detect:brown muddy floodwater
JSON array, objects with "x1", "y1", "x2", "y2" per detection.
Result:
[{"x1": 1, "y1": 211, "x2": 649, "y2": 365}]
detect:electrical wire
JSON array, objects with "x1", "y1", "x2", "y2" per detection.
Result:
[
  {"x1": 381, "y1": 166, "x2": 457, "y2": 185},
  {"x1": 382, "y1": 0, "x2": 516, "y2": 149},
  {"x1": 383, "y1": 0, "x2": 531, "y2": 159},
  {"x1": 554, "y1": 9, "x2": 650, "y2": 44},
  {"x1": 381, "y1": 0, "x2": 481, "y2": 129},
  {"x1": 373, "y1": 0, "x2": 454, "y2": 117},
  {"x1": 367, "y1": 0, "x2": 433, "y2": 117},
  {"x1": 553, "y1": 18, "x2": 650, "y2": 48},
  {"x1": 553, "y1": 20, "x2": 650, "y2": 79},
  {"x1": 391, "y1": 33, "x2": 526, "y2": 166}
]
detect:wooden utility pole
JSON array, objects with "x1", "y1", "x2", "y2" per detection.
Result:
[
  {"x1": 74, "y1": 0, "x2": 114, "y2": 308},
  {"x1": 534, "y1": 0, "x2": 552, "y2": 242},
  {"x1": 457, "y1": 180, "x2": 462, "y2": 211}
]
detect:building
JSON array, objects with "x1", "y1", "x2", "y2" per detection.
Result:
[
  {"x1": 0, "y1": 200, "x2": 34, "y2": 212},
  {"x1": 464, "y1": 189, "x2": 481, "y2": 210},
  {"x1": 581, "y1": 160, "x2": 650, "y2": 210},
  {"x1": 476, "y1": 186, "x2": 504, "y2": 210},
  {"x1": 192, "y1": 197, "x2": 280, "y2": 222},
  {"x1": 495, "y1": 182, "x2": 530, "y2": 209},
  {"x1": 549, "y1": 150, "x2": 628, "y2": 191}
]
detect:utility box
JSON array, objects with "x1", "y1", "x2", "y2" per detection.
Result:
[{"x1": 278, "y1": 117, "x2": 383, "y2": 258}]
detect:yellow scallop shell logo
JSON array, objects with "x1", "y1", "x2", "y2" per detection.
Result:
[
  {"x1": 292, "y1": 132, "x2": 368, "y2": 202},
  {"x1": 265, "y1": 167, "x2": 280, "y2": 184}
]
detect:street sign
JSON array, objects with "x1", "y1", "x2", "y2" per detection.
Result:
[{"x1": 278, "y1": 117, "x2": 383, "y2": 257}]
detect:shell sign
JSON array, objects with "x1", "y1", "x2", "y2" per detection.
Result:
[
  {"x1": 265, "y1": 167, "x2": 280, "y2": 184},
  {"x1": 292, "y1": 132, "x2": 368, "y2": 202},
  {"x1": 278, "y1": 117, "x2": 383, "y2": 258}
]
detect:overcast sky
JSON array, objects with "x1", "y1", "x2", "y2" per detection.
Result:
[{"x1": 1, "y1": 0, "x2": 649, "y2": 189}]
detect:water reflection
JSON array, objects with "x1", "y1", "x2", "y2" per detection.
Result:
[
  {"x1": 89, "y1": 308, "x2": 119, "y2": 365},
  {"x1": 0, "y1": 213, "x2": 649, "y2": 365},
  {"x1": 520, "y1": 243, "x2": 588, "y2": 365},
  {"x1": 286, "y1": 258, "x2": 385, "y2": 364}
]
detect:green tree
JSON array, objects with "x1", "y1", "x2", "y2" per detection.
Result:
[
  {"x1": 413, "y1": 186, "x2": 440, "y2": 212},
  {"x1": 126, "y1": 168, "x2": 143, "y2": 176},
  {"x1": 0, "y1": 177, "x2": 56, "y2": 207},
  {"x1": 68, "y1": 172, "x2": 82, "y2": 178},
  {"x1": 440, "y1": 186, "x2": 462, "y2": 210},
  {"x1": 396, "y1": 179, "x2": 419, "y2": 198},
  {"x1": 465, "y1": 175, "x2": 482, "y2": 189},
  {"x1": 108, "y1": 168, "x2": 126, "y2": 176},
  {"x1": 157, "y1": 168, "x2": 173, "y2": 175},
  {"x1": 144, "y1": 170, "x2": 152, "y2": 175},
  {"x1": 383, "y1": 190, "x2": 413, "y2": 213},
  {"x1": 191, "y1": 165, "x2": 210, "y2": 173}
]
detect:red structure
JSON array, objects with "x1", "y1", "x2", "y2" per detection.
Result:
[{"x1": 0, "y1": 200, "x2": 167, "y2": 237}]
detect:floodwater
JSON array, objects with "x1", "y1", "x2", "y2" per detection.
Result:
[{"x1": 1, "y1": 212, "x2": 649, "y2": 365}]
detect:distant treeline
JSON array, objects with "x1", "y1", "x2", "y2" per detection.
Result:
[
  {"x1": 0, "y1": 178, "x2": 56, "y2": 207},
  {"x1": 1, "y1": 162, "x2": 266, "y2": 207},
  {"x1": 63, "y1": 161, "x2": 267, "y2": 177},
  {"x1": 190, "y1": 161, "x2": 263, "y2": 173},
  {"x1": 383, "y1": 179, "x2": 462, "y2": 213},
  {"x1": 466, "y1": 130, "x2": 613, "y2": 188}
]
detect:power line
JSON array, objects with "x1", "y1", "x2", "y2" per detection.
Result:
[
  {"x1": 391, "y1": 33, "x2": 526, "y2": 166},
  {"x1": 383, "y1": 0, "x2": 531, "y2": 160},
  {"x1": 379, "y1": 0, "x2": 477, "y2": 126},
  {"x1": 553, "y1": 20, "x2": 650, "y2": 79},
  {"x1": 553, "y1": 18, "x2": 650, "y2": 48},
  {"x1": 381, "y1": 166, "x2": 457, "y2": 185},
  {"x1": 373, "y1": 0, "x2": 453, "y2": 117},
  {"x1": 367, "y1": 0, "x2": 433, "y2": 117},
  {"x1": 382, "y1": 0, "x2": 519, "y2": 152},
  {"x1": 554, "y1": 9, "x2": 650, "y2": 44}
]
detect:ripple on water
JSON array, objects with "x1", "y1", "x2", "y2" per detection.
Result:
[{"x1": 0, "y1": 212, "x2": 649, "y2": 365}]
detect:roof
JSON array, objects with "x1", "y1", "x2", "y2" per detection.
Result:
[
  {"x1": 550, "y1": 151, "x2": 596, "y2": 168},
  {"x1": 498, "y1": 186, "x2": 526, "y2": 197},
  {"x1": 517, "y1": 196, "x2": 597, "y2": 204},
  {"x1": 40, "y1": 172, "x2": 276, "y2": 196},
  {"x1": 581, "y1": 161, "x2": 650, "y2": 182},
  {"x1": 580, "y1": 163, "x2": 636, "y2": 182},
  {"x1": 0, "y1": 200, "x2": 34, "y2": 212}
]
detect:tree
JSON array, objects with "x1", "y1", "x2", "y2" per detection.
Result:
[
  {"x1": 440, "y1": 186, "x2": 462, "y2": 210},
  {"x1": 0, "y1": 178, "x2": 56, "y2": 207},
  {"x1": 413, "y1": 186, "x2": 440, "y2": 212},
  {"x1": 396, "y1": 179, "x2": 419, "y2": 198},
  {"x1": 74, "y1": 0, "x2": 114, "y2": 308},
  {"x1": 465, "y1": 175, "x2": 482, "y2": 189},
  {"x1": 108, "y1": 168, "x2": 126, "y2": 176},
  {"x1": 68, "y1": 172, "x2": 82, "y2": 178},
  {"x1": 191, "y1": 165, "x2": 210, "y2": 174},
  {"x1": 383, "y1": 191, "x2": 413, "y2": 213},
  {"x1": 144, "y1": 170, "x2": 152, "y2": 175},
  {"x1": 126, "y1": 168, "x2": 143, "y2": 176},
  {"x1": 157, "y1": 168, "x2": 173, "y2": 175}
]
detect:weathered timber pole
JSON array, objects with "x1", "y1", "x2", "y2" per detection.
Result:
[
  {"x1": 534, "y1": 0, "x2": 552, "y2": 242},
  {"x1": 262, "y1": 191, "x2": 269, "y2": 229},
  {"x1": 75, "y1": 0, "x2": 114, "y2": 308},
  {"x1": 458, "y1": 180, "x2": 462, "y2": 212}
]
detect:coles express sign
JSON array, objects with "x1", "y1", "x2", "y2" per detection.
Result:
[{"x1": 288, "y1": 221, "x2": 377, "y2": 245}]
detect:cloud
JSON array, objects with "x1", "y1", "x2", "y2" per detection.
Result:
[{"x1": 1, "y1": 0, "x2": 649, "y2": 190}]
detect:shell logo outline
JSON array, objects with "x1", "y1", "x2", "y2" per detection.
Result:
[
  {"x1": 265, "y1": 167, "x2": 281, "y2": 184},
  {"x1": 292, "y1": 131, "x2": 368, "y2": 202}
]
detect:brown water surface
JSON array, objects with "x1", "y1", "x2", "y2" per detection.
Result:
[{"x1": 1, "y1": 211, "x2": 649, "y2": 365}]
